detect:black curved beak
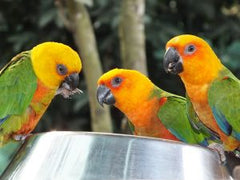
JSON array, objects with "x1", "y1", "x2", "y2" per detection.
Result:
[
  {"x1": 163, "y1": 47, "x2": 183, "y2": 74},
  {"x1": 57, "y1": 73, "x2": 81, "y2": 98},
  {"x1": 96, "y1": 85, "x2": 116, "y2": 107},
  {"x1": 64, "y1": 73, "x2": 79, "y2": 90}
]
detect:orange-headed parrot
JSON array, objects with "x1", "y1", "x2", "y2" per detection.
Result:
[
  {"x1": 163, "y1": 34, "x2": 240, "y2": 153},
  {"x1": 96, "y1": 68, "x2": 220, "y2": 146}
]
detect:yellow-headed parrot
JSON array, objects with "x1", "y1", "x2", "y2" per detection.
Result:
[{"x1": 0, "y1": 42, "x2": 82, "y2": 146}]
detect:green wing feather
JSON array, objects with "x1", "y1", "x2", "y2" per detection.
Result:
[
  {"x1": 208, "y1": 68, "x2": 240, "y2": 140},
  {"x1": 127, "y1": 120, "x2": 135, "y2": 134},
  {"x1": 0, "y1": 51, "x2": 37, "y2": 122},
  {"x1": 186, "y1": 94, "x2": 221, "y2": 143},
  {"x1": 154, "y1": 88, "x2": 211, "y2": 146}
]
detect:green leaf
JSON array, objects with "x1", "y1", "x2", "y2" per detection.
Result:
[
  {"x1": 38, "y1": 9, "x2": 56, "y2": 28},
  {"x1": 221, "y1": 41, "x2": 240, "y2": 70}
]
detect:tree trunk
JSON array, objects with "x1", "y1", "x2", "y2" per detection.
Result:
[
  {"x1": 65, "y1": 0, "x2": 112, "y2": 132},
  {"x1": 119, "y1": 0, "x2": 148, "y2": 75},
  {"x1": 119, "y1": 0, "x2": 147, "y2": 133}
]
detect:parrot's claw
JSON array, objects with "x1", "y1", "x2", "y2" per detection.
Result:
[
  {"x1": 13, "y1": 134, "x2": 31, "y2": 141},
  {"x1": 208, "y1": 143, "x2": 226, "y2": 164}
]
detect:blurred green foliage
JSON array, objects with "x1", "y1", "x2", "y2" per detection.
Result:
[{"x1": 0, "y1": 0, "x2": 240, "y2": 133}]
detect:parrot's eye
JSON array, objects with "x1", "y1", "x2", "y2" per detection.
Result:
[
  {"x1": 185, "y1": 44, "x2": 196, "y2": 55},
  {"x1": 57, "y1": 64, "x2": 68, "y2": 75},
  {"x1": 111, "y1": 77, "x2": 122, "y2": 87}
]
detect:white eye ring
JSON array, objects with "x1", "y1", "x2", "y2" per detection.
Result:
[
  {"x1": 111, "y1": 77, "x2": 122, "y2": 87},
  {"x1": 57, "y1": 64, "x2": 68, "y2": 75},
  {"x1": 185, "y1": 44, "x2": 196, "y2": 55}
]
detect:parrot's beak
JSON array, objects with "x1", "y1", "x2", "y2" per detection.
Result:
[
  {"x1": 64, "y1": 73, "x2": 80, "y2": 90},
  {"x1": 96, "y1": 85, "x2": 116, "y2": 107},
  {"x1": 163, "y1": 47, "x2": 183, "y2": 74},
  {"x1": 57, "y1": 73, "x2": 82, "y2": 98}
]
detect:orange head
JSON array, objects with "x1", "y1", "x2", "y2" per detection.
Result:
[
  {"x1": 163, "y1": 34, "x2": 223, "y2": 85},
  {"x1": 31, "y1": 42, "x2": 82, "y2": 98},
  {"x1": 96, "y1": 68, "x2": 156, "y2": 114}
]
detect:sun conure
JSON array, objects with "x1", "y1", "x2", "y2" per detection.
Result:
[
  {"x1": 0, "y1": 42, "x2": 82, "y2": 146},
  {"x1": 96, "y1": 68, "x2": 220, "y2": 146},
  {"x1": 163, "y1": 34, "x2": 240, "y2": 151}
]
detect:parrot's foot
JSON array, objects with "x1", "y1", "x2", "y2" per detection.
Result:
[
  {"x1": 13, "y1": 134, "x2": 31, "y2": 141},
  {"x1": 208, "y1": 143, "x2": 226, "y2": 164}
]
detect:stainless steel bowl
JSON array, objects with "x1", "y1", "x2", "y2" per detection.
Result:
[{"x1": 2, "y1": 131, "x2": 231, "y2": 180}]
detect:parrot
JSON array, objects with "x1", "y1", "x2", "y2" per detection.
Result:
[
  {"x1": 0, "y1": 42, "x2": 82, "y2": 146},
  {"x1": 163, "y1": 34, "x2": 240, "y2": 153},
  {"x1": 96, "y1": 68, "x2": 220, "y2": 146}
]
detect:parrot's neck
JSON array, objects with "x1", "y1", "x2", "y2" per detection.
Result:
[
  {"x1": 180, "y1": 56, "x2": 223, "y2": 86},
  {"x1": 181, "y1": 60, "x2": 223, "y2": 103},
  {"x1": 31, "y1": 80, "x2": 57, "y2": 113},
  {"x1": 117, "y1": 87, "x2": 179, "y2": 140}
]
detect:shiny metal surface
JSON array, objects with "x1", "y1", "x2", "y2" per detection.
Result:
[
  {"x1": 2, "y1": 131, "x2": 231, "y2": 180},
  {"x1": 0, "y1": 141, "x2": 22, "y2": 175}
]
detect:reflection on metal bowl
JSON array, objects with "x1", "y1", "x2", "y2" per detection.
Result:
[{"x1": 2, "y1": 131, "x2": 231, "y2": 180}]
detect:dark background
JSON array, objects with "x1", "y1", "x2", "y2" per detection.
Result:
[{"x1": 0, "y1": 0, "x2": 240, "y2": 133}]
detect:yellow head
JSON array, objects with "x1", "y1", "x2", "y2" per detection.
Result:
[
  {"x1": 96, "y1": 68, "x2": 155, "y2": 114},
  {"x1": 31, "y1": 42, "x2": 82, "y2": 89},
  {"x1": 163, "y1": 34, "x2": 223, "y2": 85}
]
